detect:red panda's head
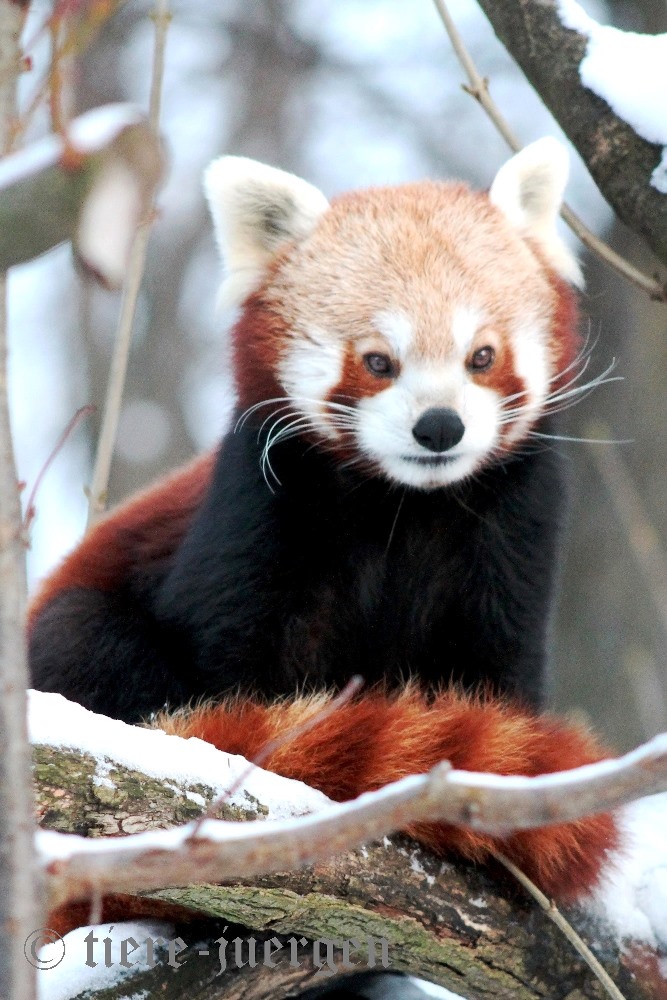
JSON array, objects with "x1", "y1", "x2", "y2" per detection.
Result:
[{"x1": 204, "y1": 141, "x2": 583, "y2": 489}]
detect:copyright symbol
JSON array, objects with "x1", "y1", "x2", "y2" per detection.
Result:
[{"x1": 24, "y1": 928, "x2": 65, "y2": 970}]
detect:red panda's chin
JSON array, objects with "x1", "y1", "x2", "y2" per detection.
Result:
[{"x1": 372, "y1": 450, "x2": 488, "y2": 490}]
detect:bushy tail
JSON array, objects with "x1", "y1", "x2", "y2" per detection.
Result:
[{"x1": 158, "y1": 685, "x2": 620, "y2": 900}]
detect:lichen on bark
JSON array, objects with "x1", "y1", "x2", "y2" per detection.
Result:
[{"x1": 33, "y1": 744, "x2": 267, "y2": 838}]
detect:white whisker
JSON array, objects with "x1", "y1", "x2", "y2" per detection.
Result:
[
  {"x1": 529, "y1": 432, "x2": 633, "y2": 445},
  {"x1": 498, "y1": 358, "x2": 620, "y2": 428},
  {"x1": 236, "y1": 397, "x2": 295, "y2": 431}
]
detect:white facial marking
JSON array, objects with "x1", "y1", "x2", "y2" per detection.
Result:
[
  {"x1": 279, "y1": 327, "x2": 344, "y2": 438},
  {"x1": 373, "y1": 310, "x2": 414, "y2": 359},
  {"x1": 399, "y1": 361, "x2": 463, "y2": 410},
  {"x1": 276, "y1": 311, "x2": 549, "y2": 490},
  {"x1": 506, "y1": 321, "x2": 550, "y2": 443},
  {"x1": 355, "y1": 373, "x2": 501, "y2": 490},
  {"x1": 451, "y1": 306, "x2": 483, "y2": 356}
]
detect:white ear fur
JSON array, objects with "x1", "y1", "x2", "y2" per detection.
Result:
[
  {"x1": 204, "y1": 156, "x2": 329, "y2": 308},
  {"x1": 489, "y1": 138, "x2": 583, "y2": 288}
]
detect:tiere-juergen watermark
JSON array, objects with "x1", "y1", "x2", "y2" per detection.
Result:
[{"x1": 25, "y1": 925, "x2": 391, "y2": 978}]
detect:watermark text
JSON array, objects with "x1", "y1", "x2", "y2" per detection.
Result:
[{"x1": 83, "y1": 926, "x2": 390, "y2": 977}]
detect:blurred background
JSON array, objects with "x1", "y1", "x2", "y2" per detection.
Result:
[{"x1": 8, "y1": 0, "x2": 667, "y2": 750}]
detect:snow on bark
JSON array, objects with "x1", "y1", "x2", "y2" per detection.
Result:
[
  {"x1": 557, "y1": 0, "x2": 667, "y2": 193},
  {"x1": 29, "y1": 689, "x2": 331, "y2": 821}
]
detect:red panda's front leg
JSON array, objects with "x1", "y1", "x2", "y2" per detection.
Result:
[
  {"x1": 28, "y1": 453, "x2": 216, "y2": 722},
  {"x1": 152, "y1": 421, "x2": 297, "y2": 696},
  {"x1": 29, "y1": 425, "x2": 293, "y2": 721},
  {"x1": 29, "y1": 586, "x2": 194, "y2": 722}
]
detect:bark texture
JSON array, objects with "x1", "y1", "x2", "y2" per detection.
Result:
[
  {"x1": 35, "y1": 742, "x2": 662, "y2": 1000},
  {"x1": 475, "y1": 0, "x2": 667, "y2": 271}
]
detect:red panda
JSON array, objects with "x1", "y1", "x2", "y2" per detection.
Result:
[{"x1": 29, "y1": 140, "x2": 619, "y2": 899}]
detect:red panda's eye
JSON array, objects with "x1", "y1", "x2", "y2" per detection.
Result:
[
  {"x1": 468, "y1": 346, "x2": 496, "y2": 372},
  {"x1": 364, "y1": 353, "x2": 397, "y2": 378}
]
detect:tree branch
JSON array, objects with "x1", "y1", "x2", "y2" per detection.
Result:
[
  {"x1": 0, "y1": 4, "x2": 42, "y2": 998},
  {"x1": 40, "y1": 729, "x2": 667, "y2": 913},
  {"x1": 86, "y1": 0, "x2": 171, "y2": 525},
  {"x1": 432, "y1": 0, "x2": 667, "y2": 301},
  {"x1": 468, "y1": 0, "x2": 667, "y2": 276},
  {"x1": 0, "y1": 103, "x2": 164, "y2": 281},
  {"x1": 492, "y1": 849, "x2": 628, "y2": 1000},
  {"x1": 37, "y1": 743, "x2": 658, "y2": 1000}
]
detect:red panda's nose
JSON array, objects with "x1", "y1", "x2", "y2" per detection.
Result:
[{"x1": 412, "y1": 407, "x2": 465, "y2": 453}]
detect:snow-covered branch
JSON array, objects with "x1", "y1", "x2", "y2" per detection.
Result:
[
  {"x1": 33, "y1": 692, "x2": 667, "y2": 914},
  {"x1": 433, "y1": 0, "x2": 667, "y2": 301},
  {"x1": 471, "y1": 0, "x2": 667, "y2": 278},
  {"x1": 32, "y1": 692, "x2": 667, "y2": 998}
]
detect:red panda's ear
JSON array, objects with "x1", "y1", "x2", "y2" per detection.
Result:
[
  {"x1": 489, "y1": 138, "x2": 584, "y2": 289},
  {"x1": 203, "y1": 156, "x2": 329, "y2": 308}
]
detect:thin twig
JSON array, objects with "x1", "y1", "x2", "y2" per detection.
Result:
[
  {"x1": 48, "y1": 16, "x2": 67, "y2": 138},
  {"x1": 23, "y1": 405, "x2": 94, "y2": 536},
  {"x1": 491, "y1": 850, "x2": 628, "y2": 1000},
  {"x1": 13, "y1": 2, "x2": 128, "y2": 151},
  {"x1": 86, "y1": 0, "x2": 171, "y2": 526},
  {"x1": 188, "y1": 676, "x2": 365, "y2": 839},
  {"x1": 431, "y1": 0, "x2": 667, "y2": 303}
]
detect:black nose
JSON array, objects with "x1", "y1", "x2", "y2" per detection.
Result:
[{"x1": 412, "y1": 407, "x2": 465, "y2": 453}]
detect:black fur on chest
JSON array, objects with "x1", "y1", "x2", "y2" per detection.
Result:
[
  {"x1": 29, "y1": 412, "x2": 567, "y2": 724},
  {"x1": 155, "y1": 415, "x2": 566, "y2": 709}
]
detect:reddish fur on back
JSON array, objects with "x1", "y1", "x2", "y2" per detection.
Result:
[
  {"x1": 159, "y1": 687, "x2": 620, "y2": 901},
  {"x1": 27, "y1": 452, "x2": 215, "y2": 635}
]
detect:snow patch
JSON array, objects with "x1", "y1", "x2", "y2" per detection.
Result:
[
  {"x1": 557, "y1": 0, "x2": 667, "y2": 192},
  {"x1": 409, "y1": 851, "x2": 436, "y2": 887},
  {"x1": 39, "y1": 921, "x2": 172, "y2": 1000},
  {"x1": 185, "y1": 790, "x2": 207, "y2": 808},
  {"x1": 29, "y1": 690, "x2": 331, "y2": 821},
  {"x1": 589, "y1": 792, "x2": 667, "y2": 950},
  {"x1": 651, "y1": 149, "x2": 667, "y2": 195},
  {"x1": 92, "y1": 758, "x2": 116, "y2": 791},
  {"x1": 410, "y1": 980, "x2": 465, "y2": 1000}
]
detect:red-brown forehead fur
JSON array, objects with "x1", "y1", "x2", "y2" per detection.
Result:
[{"x1": 232, "y1": 180, "x2": 579, "y2": 408}]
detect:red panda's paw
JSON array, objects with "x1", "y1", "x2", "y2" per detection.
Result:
[{"x1": 157, "y1": 686, "x2": 621, "y2": 901}]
